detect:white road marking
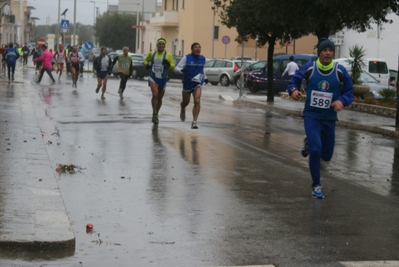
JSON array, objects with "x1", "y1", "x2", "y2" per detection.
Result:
[{"x1": 340, "y1": 261, "x2": 399, "y2": 266}]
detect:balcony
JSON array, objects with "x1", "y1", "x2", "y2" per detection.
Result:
[{"x1": 150, "y1": 11, "x2": 179, "y2": 27}]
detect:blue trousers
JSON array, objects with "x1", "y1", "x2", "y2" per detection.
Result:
[{"x1": 304, "y1": 117, "x2": 336, "y2": 187}]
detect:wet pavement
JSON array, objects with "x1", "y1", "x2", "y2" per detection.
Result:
[{"x1": 0, "y1": 64, "x2": 399, "y2": 266}]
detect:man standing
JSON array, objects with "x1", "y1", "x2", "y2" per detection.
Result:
[
  {"x1": 68, "y1": 46, "x2": 80, "y2": 88},
  {"x1": 34, "y1": 44, "x2": 56, "y2": 85},
  {"x1": 53, "y1": 44, "x2": 66, "y2": 80},
  {"x1": 281, "y1": 55, "x2": 299, "y2": 78},
  {"x1": 21, "y1": 43, "x2": 30, "y2": 66},
  {"x1": 3, "y1": 43, "x2": 19, "y2": 82},
  {"x1": 112, "y1": 46, "x2": 133, "y2": 100},
  {"x1": 144, "y1": 38, "x2": 175, "y2": 124},
  {"x1": 174, "y1": 42, "x2": 208, "y2": 129},
  {"x1": 94, "y1": 47, "x2": 112, "y2": 100},
  {"x1": 287, "y1": 37, "x2": 354, "y2": 199}
]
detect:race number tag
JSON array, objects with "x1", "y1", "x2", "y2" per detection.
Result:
[
  {"x1": 121, "y1": 63, "x2": 129, "y2": 69},
  {"x1": 191, "y1": 74, "x2": 204, "y2": 83},
  {"x1": 310, "y1": 91, "x2": 333, "y2": 109},
  {"x1": 152, "y1": 63, "x2": 164, "y2": 79}
]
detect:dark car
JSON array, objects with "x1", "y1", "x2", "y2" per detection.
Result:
[
  {"x1": 97, "y1": 52, "x2": 147, "y2": 79},
  {"x1": 166, "y1": 56, "x2": 183, "y2": 81},
  {"x1": 234, "y1": 60, "x2": 267, "y2": 89},
  {"x1": 246, "y1": 54, "x2": 317, "y2": 93}
]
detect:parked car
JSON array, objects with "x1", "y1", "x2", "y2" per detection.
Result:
[
  {"x1": 230, "y1": 56, "x2": 253, "y2": 61},
  {"x1": 234, "y1": 60, "x2": 267, "y2": 89},
  {"x1": 246, "y1": 54, "x2": 317, "y2": 93},
  {"x1": 335, "y1": 57, "x2": 390, "y2": 86},
  {"x1": 166, "y1": 56, "x2": 183, "y2": 81},
  {"x1": 204, "y1": 59, "x2": 253, "y2": 86},
  {"x1": 357, "y1": 71, "x2": 391, "y2": 99}
]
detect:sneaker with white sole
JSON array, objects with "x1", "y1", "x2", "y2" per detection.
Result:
[
  {"x1": 312, "y1": 186, "x2": 324, "y2": 199},
  {"x1": 301, "y1": 136, "x2": 309, "y2": 157},
  {"x1": 191, "y1": 121, "x2": 198, "y2": 129}
]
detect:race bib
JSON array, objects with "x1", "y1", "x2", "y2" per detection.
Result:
[
  {"x1": 121, "y1": 63, "x2": 129, "y2": 69},
  {"x1": 310, "y1": 90, "x2": 333, "y2": 109},
  {"x1": 152, "y1": 63, "x2": 164, "y2": 79},
  {"x1": 192, "y1": 74, "x2": 204, "y2": 83}
]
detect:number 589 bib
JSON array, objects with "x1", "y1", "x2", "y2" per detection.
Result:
[{"x1": 310, "y1": 90, "x2": 333, "y2": 109}]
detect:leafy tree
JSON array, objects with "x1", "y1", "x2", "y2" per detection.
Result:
[
  {"x1": 214, "y1": 0, "x2": 399, "y2": 102},
  {"x1": 94, "y1": 12, "x2": 138, "y2": 51}
]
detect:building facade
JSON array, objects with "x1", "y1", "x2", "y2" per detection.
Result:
[
  {"x1": 335, "y1": 12, "x2": 399, "y2": 71},
  {"x1": 0, "y1": 0, "x2": 35, "y2": 46},
  {"x1": 143, "y1": 0, "x2": 317, "y2": 59}
]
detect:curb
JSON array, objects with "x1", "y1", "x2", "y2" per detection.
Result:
[{"x1": 233, "y1": 98, "x2": 399, "y2": 140}]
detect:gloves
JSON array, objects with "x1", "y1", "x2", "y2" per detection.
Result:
[
  {"x1": 204, "y1": 79, "x2": 208, "y2": 85},
  {"x1": 145, "y1": 64, "x2": 151, "y2": 70},
  {"x1": 163, "y1": 59, "x2": 170, "y2": 68},
  {"x1": 181, "y1": 66, "x2": 188, "y2": 73}
]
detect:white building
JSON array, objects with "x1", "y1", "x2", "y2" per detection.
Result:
[{"x1": 335, "y1": 12, "x2": 399, "y2": 71}]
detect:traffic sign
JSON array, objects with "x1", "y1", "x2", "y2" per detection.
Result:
[
  {"x1": 84, "y1": 41, "x2": 94, "y2": 50},
  {"x1": 37, "y1": 37, "x2": 46, "y2": 45},
  {"x1": 60, "y1": 19, "x2": 70, "y2": 33},
  {"x1": 222, "y1": 35, "x2": 230, "y2": 45}
]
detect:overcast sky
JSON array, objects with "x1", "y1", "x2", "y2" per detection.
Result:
[{"x1": 29, "y1": 0, "x2": 118, "y2": 26}]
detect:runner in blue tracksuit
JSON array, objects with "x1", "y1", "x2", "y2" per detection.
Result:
[
  {"x1": 287, "y1": 37, "x2": 354, "y2": 199},
  {"x1": 3, "y1": 43, "x2": 20, "y2": 82},
  {"x1": 174, "y1": 42, "x2": 208, "y2": 129}
]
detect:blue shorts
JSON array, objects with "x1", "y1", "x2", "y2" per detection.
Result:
[
  {"x1": 97, "y1": 71, "x2": 108, "y2": 79},
  {"x1": 149, "y1": 76, "x2": 167, "y2": 90}
]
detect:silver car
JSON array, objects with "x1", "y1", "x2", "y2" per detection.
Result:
[{"x1": 204, "y1": 59, "x2": 253, "y2": 86}]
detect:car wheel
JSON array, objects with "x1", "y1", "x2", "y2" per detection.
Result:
[
  {"x1": 248, "y1": 82, "x2": 258, "y2": 93},
  {"x1": 131, "y1": 68, "x2": 138, "y2": 79},
  {"x1": 210, "y1": 82, "x2": 218, "y2": 86},
  {"x1": 220, "y1": 75, "x2": 230, "y2": 86}
]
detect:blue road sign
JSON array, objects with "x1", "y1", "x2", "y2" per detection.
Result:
[
  {"x1": 60, "y1": 19, "x2": 70, "y2": 33},
  {"x1": 84, "y1": 41, "x2": 94, "y2": 50}
]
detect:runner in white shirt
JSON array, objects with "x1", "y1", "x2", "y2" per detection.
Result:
[
  {"x1": 53, "y1": 44, "x2": 66, "y2": 80},
  {"x1": 281, "y1": 56, "x2": 299, "y2": 78}
]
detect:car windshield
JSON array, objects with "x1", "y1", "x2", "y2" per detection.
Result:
[{"x1": 358, "y1": 72, "x2": 379, "y2": 84}]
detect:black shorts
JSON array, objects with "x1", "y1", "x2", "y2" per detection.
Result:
[{"x1": 71, "y1": 64, "x2": 80, "y2": 72}]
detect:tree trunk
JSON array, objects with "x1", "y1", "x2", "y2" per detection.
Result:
[{"x1": 266, "y1": 34, "x2": 277, "y2": 103}]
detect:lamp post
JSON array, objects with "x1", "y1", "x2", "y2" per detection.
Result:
[
  {"x1": 45, "y1": 16, "x2": 50, "y2": 37},
  {"x1": 57, "y1": 0, "x2": 60, "y2": 45},
  {"x1": 90, "y1": 0, "x2": 96, "y2": 35},
  {"x1": 134, "y1": 2, "x2": 140, "y2": 53},
  {"x1": 211, "y1": 0, "x2": 216, "y2": 59}
]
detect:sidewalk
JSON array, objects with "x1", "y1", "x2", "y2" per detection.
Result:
[
  {"x1": 234, "y1": 93, "x2": 399, "y2": 140},
  {"x1": 0, "y1": 78, "x2": 75, "y2": 252}
]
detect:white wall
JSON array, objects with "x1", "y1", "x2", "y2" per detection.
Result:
[{"x1": 337, "y1": 13, "x2": 399, "y2": 71}]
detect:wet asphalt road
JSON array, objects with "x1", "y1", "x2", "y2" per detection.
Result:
[{"x1": 1, "y1": 66, "x2": 399, "y2": 267}]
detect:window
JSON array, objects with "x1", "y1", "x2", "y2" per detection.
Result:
[
  {"x1": 176, "y1": 0, "x2": 179, "y2": 11},
  {"x1": 225, "y1": 61, "x2": 233, "y2": 68},
  {"x1": 181, "y1": 40, "x2": 184, "y2": 56},
  {"x1": 296, "y1": 59, "x2": 307, "y2": 67},
  {"x1": 182, "y1": 0, "x2": 185, "y2": 9},
  {"x1": 214, "y1": 60, "x2": 225, "y2": 68},
  {"x1": 204, "y1": 60, "x2": 215, "y2": 68},
  {"x1": 213, "y1": 26, "x2": 219, "y2": 39},
  {"x1": 368, "y1": 61, "x2": 388, "y2": 74},
  {"x1": 164, "y1": 0, "x2": 167, "y2": 11},
  {"x1": 281, "y1": 59, "x2": 289, "y2": 72}
]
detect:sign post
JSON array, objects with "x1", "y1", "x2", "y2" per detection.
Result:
[{"x1": 222, "y1": 35, "x2": 230, "y2": 59}]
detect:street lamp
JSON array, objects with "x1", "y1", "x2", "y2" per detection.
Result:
[
  {"x1": 211, "y1": 0, "x2": 216, "y2": 59},
  {"x1": 90, "y1": 0, "x2": 96, "y2": 38},
  {"x1": 45, "y1": 16, "x2": 50, "y2": 37}
]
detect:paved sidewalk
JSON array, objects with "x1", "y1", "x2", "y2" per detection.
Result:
[
  {"x1": 234, "y1": 93, "x2": 399, "y2": 139},
  {"x1": 0, "y1": 78, "x2": 75, "y2": 252}
]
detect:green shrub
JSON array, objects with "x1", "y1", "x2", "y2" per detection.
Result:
[{"x1": 378, "y1": 88, "x2": 397, "y2": 103}]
